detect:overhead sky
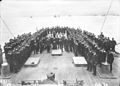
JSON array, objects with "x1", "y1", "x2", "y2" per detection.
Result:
[
  {"x1": 1, "y1": 0, "x2": 120, "y2": 17},
  {"x1": 0, "y1": 0, "x2": 120, "y2": 49}
]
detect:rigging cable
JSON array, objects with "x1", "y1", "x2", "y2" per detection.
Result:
[
  {"x1": 0, "y1": 16, "x2": 15, "y2": 37},
  {"x1": 100, "y1": 0, "x2": 113, "y2": 33}
]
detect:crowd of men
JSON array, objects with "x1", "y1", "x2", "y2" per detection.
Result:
[
  {"x1": 30, "y1": 27, "x2": 68, "y2": 54},
  {"x1": 3, "y1": 33, "x2": 32, "y2": 73},
  {"x1": 2, "y1": 26, "x2": 116, "y2": 75}
]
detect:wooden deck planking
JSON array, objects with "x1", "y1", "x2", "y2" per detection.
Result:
[{"x1": 9, "y1": 51, "x2": 119, "y2": 86}]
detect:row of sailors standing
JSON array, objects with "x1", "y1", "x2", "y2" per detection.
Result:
[
  {"x1": 2, "y1": 27, "x2": 116, "y2": 75},
  {"x1": 64, "y1": 29, "x2": 115, "y2": 75},
  {"x1": 30, "y1": 30, "x2": 76, "y2": 55},
  {"x1": 3, "y1": 32, "x2": 36, "y2": 73},
  {"x1": 47, "y1": 31, "x2": 67, "y2": 39},
  {"x1": 46, "y1": 31, "x2": 68, "y2": 50}
]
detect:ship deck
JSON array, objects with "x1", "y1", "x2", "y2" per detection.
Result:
[{"x1": 6, "y1": 51, "x2": 120, "y2": 86}]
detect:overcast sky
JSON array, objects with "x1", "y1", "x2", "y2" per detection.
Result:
[
  {"x1": 1, "y1": 0, "x2": 120, "y2": 17},
  {"x1": 0, "y1": 0, "x2": 120, "y2": 48}
]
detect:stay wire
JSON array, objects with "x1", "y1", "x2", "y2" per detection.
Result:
[
  {"x1": 100, "y1": 0, "x2": 113, "y2": 33},
  {"x1": 0, "y1": 16, "x2": 15, "y2": 37}
]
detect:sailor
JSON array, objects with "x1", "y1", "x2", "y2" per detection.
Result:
[
  {"x1": 0, "y1": 45, "x2": 3, "y2": 75},
  {"x1": 73, "y1": 39, "x2": 78, "y2": 56},
  {"x1": 14, "y1": 50, "x2": 21, "y2": 73},
  {"x1": 33, "y1": 40, "x2": 37, "y2": 54},
  {"x1": 107, "y1": 51, "x2": 114, "y2": 73},
  {"x1": 7, "y1": 50, "x2": 14, "y2": 72},
  {"x1": 87, "y1": 49, "x2": 93, "y2": 71},
  {"x1": 59, "y1": 36, "x2": 63, "y2": 51},
  {"x1": 104, "y1": 38, "x2": 110, "y2": 52},
  {"x1": 96, "y1": 49, "x2": 102, "y2": 67},
  {"x1": 77, "y1": 40, "x2": 82, "y2": 55},
  {"x1": 52, "y1": 38, "x2": 57, "y2": 49},
  {"x1": 42, "y1": 72, "x2": 57, "y2": 84},
  {"x1": 101, "y1": 49, "x2": 107, "y2": 63},
  {"x1": 46, "y1": 38, "x2": 51, "y2": 53},
  {"x1": 99, "y1": 32, "x2": 104, "y2": 38},
  {"x1": 69, "y1": 37, "x2": 74, "y2": 52},
  {"x1": 64, "y1": 37, "x2": 68, "y2": 52},
  {"x1": 55, "y1": 32, "x2": 59, "y2": 49},
  {"x1": 110, "y1": 38, "x2": 117, "y2": 52},
  {"x1": 61, "y1": 34, "x2": 65, "y2": 51},
  {"x1": 39, "y1": 40, "x2": 44, "y2": 53},
  {"x1": 36, "y1": 37, "x2": 40, "y2": 54},
  {"x1": 92, "y1": 52, "x2": 98, "y2": 75},
  {"x1": 30, "y1": 39, "x2": 34, "y2": 52}
]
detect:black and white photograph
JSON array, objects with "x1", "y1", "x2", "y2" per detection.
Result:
[{"x1": 0, "y1": 0, "x2": 120, "y2": 86}]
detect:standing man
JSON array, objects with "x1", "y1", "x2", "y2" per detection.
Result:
[
  {"x1": 111, "y1": 38, "x2": 117, "y2": 52},
  {"x1": 92, "y1": 52, "x2": 98, "y2": 75},
  {"x1": 46, "y1": 38, "x2": 51, "y2": 53},
  {"x1": 87, "y1": 50, "x2": 93, "y2": 72},
  {"x1": 33, "y1": 40, "x2": 37, "y2": 54},
  {"x1": 107, "y1": 51, "x2": 114, "y2": 73},
  {"x1": 0, "y1": 45, "x2": 3, "y2": 75}
]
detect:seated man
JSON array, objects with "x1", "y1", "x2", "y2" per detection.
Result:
[{"x1": 42, "y1": 72, "x2": 58, "y2": 84}]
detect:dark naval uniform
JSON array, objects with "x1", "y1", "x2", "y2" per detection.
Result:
[{"x1": 107, "y1": 52, "x2": 114, "y2": 72}]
